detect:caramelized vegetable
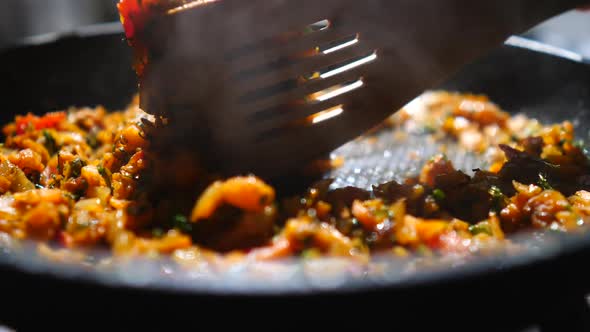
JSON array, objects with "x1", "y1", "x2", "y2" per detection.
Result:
[{"x1": 191, "y1": 176, "x2": 275, "y2": 222}]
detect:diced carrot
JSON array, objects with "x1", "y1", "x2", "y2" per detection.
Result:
[
  {"x1": 120, "y1": 124, "x2": 148, "y2": 151},
  {"x1": 415, "y1": 220, "x2": 449, "y2": 244},
  {"x1": 352, "y1": 200, "x2": 379, "y2": 231},
  {"x1": 81, "y1": 165, "x2": 106, "y2": 187}
]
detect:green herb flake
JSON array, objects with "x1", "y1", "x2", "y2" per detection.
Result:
[
  {"x1": 86, "y1": 132, "x2": 99, "y2": 149},
  {"x1": 488, "y1": 186, "x2": 508, "y2": 213},
  {"x1": 432, "y1": 188, "x2": 446, "y2": 201},
  {"x1": 75, "y1": 220, "x2": 90, "y2": 230},
  {"x1": 538, "y1": 173, "x2": 553, "y2": 190},
  {"x1": 136, "y1": 122, "x2": 148, "y2": 139},
  {"x1": 469, "y1": 222, "x2": 492, "y2": 236},
  {"x1": 57, "y1": 153, "x2": 63, "y2": 173},
  {"x1": 416, "y1": 244, "x2": 433, "y2": 257},
  {"x1": 152, "y1": 228, "x2": 165, "y2": 238},
  {"x1": 489, "y1": 186, "x2": 503, "y2": 198},
  {"x1": 301, "y1": 248, "x2": 321, "y2": 260},
  {"x1": 573, "y1": 140, "x2": 585, "y2": 149},
  {"x1": 97, "y1": 165, "x2": 112, "y2": 187},
  {"x1": 42, "y1": 130, "x2": 57, "y2": 155},
  {"x1": 64, "y1": 192, "x2": 79, "y2": 201},
  {"x1": 69, "y1": 158, "x2": 86, "y2": 178},
  {"x1": 173, "y1": 214, "x2": 193, "y2": 233},
  {"x1": 422, "y1": 124, "x2": 436, "y2": 134},
  {"x1": 374, "y1": 208, "x2": 390, "y2": 220}
]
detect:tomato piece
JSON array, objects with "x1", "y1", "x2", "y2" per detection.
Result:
[
  {"x1": 15, "y1": 112, "x2": 66, "y2": 135},
  {"x1": 118, "y1": 0, "x2": 148, "y2": 40},
  {"x1": 37, "y1": 112, "x2": 66, "y2": 131},
  {"x1": 15, "y1": 113, "x2": 38, "y2": 135},
  {"x1": 117, "y1": 0, "x2": 219, "y2": 76},
  {"x1": 118, "y1": 0, "x2": 203, "y2": 39}
]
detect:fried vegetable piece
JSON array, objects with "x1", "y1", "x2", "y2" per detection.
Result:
[
  {"x1": 0, "y1": 156, "x2": 35, "y2": 193},
  {"x1": 251, "y1": 217, "x2": 367, "y2": 260},
  {"x1": 3, "y1": 89, "x2": 590, "y2": 265},
  {"x1": 191, "y1": 176, "x2": 275, "y2": 222},
  {"x1": 191, "y1": 204, "x2": 277, "y2": 252},
  {"x1": 187, "y1": 176, "x2": 277, "y2": 251}
]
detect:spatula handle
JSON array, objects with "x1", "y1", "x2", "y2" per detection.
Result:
[{"x1": 335, "y1": 0, "x2": 586, "y2": 110}]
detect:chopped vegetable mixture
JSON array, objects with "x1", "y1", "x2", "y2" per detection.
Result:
[{"x1": 1, "y1": 92, "x2": 590, "y2": 268}]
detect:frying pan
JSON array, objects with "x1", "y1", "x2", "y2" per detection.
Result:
[{"x1": 0, "y1": 22, "x2": 590, "y2": 331}]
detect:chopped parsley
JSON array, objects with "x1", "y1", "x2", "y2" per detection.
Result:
[
  {"x1": 301, "y1": 248, "x2": 321, "y2": 259},
  {"x1": 173, "y1": 214, "x2": 193, "y2": 233},
  {"x1": 573, "y1": 140, "x2": 585, "y2": 149},
  {"x1": 432, "y1": 188, "x2": 446, "y2": 201},
  {"x1": 97, "y1": 165, "x2": 112, "y2": 187},
  {"x1": 538, "y1": 173, "x2": 553, "y2": 190},
  {"x1": 489, "y1": 186, "x2": 508, "y2": 212},
  {"x1": 152, "y1": 228, "x2": 165, "y2": 238},
  {"x1": 469, "y1": 222, "x2": 492, "y2": 236},
  {"x1": 42, "y1": 130, "x2": 57, "y2": 155},
  {"x1": 69, "y1": 158, "x2": 86, "y2": 178},
  {"x1": 416, "y1": 244, "x2": 433, "y2": 257},
  {"x1": 86, "y1": 132, "x2": 99, "y2": 149}
]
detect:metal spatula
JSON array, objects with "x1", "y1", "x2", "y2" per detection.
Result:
[{"x1": 121, "y1": 0, "x2": 583, "y2": 178}]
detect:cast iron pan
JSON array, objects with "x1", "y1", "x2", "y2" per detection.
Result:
[{"x1": 0, "y1": 23, "x2": 590, "y2": 331}]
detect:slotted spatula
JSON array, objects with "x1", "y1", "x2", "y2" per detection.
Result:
[{"x1": 121, "y1": 0, "x2": 584, "y2": 178}]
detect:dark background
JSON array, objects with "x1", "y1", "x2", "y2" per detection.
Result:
[
  {"x1": 0, "y1": 1, "x2": 588, "y2": 57},
  {"x1": 0, "y1": 0, "x2": 119, "y2": 49}
]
